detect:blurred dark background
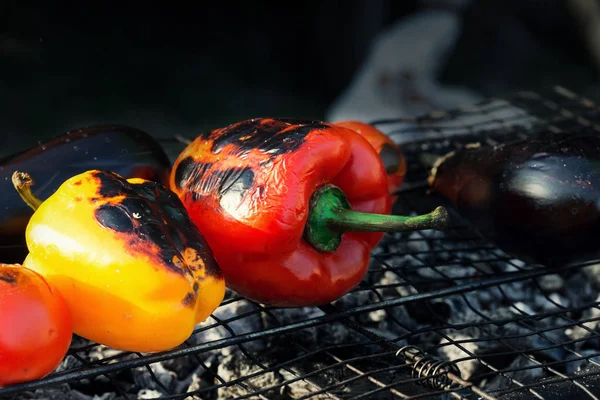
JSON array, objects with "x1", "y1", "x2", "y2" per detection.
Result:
[{"x1": 0, "y1": 0, "x2": 599, "y2": 156}]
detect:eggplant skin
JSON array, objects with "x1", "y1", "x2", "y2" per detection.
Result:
[
  {"x1": 0, "y1": 125, "x2": 172, "y2": 263},
  {"x1": 429, "y1": 132, "x2": 600, "y2": 266}
]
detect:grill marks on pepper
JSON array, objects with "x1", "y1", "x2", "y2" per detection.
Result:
[
  {"x1": 176, "y1": 118, "x2": 327, "y2": 210},
  {"x1": 174, "y1": 158, "x2": 212, "y2": 192},
  {"x1": 174, "y1": 158, "x2": 255, "y2": 211},
  {"x1": 91, "y1": 172, "x2": 222, "y2": 292},
  {"x1": 207, "y1": 118, "x2": 327, "y2": 156}
]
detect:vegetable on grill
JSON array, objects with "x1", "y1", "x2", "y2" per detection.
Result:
[
  {"x1": 170, "y1": 117, "x2": 449, "y2": 307},
  {"x1": 333, "y1": 120, "x2": 406, "y2": 201},
  {"x1": 0, "y1": 125, "x2": 172, "y2": 264},
  {"x1": 12, "y1": 169, "x2": 225, "y2": 353},
  {"x1": 0, "y1": 263, "x2": 72, "y2": 387},
  {"x1": 427, "y1": 132, "x2": 600, "y2": 266}
]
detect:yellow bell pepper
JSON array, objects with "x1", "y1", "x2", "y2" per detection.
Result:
[{"x1": 12, "y1": 169, "x2": 225, "y2": 353}]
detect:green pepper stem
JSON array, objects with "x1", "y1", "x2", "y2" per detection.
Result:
[
  {"x1": 12, "y1": 171, "x2": 43, "y2": 211},
  {"x1": 330, "y1": 206, "x2": 449, "y2": 232},
  {"x1": 304, "y1": 184, "x2": 450, "y2": 252}
]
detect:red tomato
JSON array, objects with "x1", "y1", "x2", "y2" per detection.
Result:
[
  {"x1": 0, "y1": 263, "x2": 72, "y2": 387},
  {"x1": 333, "y1": 120, "x2": 407, "y2": 201}
]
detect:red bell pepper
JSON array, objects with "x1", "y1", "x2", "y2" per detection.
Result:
[{"x1": 170, "y1": 118, "x2": 448, "y2": 306}]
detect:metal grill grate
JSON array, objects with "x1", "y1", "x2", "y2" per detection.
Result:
[{"x1": 2, "y1": 86, "x2": 600, "y2": 400}]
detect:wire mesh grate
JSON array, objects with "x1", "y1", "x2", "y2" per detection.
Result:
[{"x1": 2, "y1": 86, "x2": 600, "y2": 400}]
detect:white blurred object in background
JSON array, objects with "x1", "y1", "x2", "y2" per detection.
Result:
[{"x1": 326, "y1": 10, "x2": 483, "y2": 124}]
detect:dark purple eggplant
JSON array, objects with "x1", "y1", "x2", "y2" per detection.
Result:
[
  {"x1": 427, "y1": 132, "x2": 600, "y2": 267},
  {"x1": 0, "y1": 125, "x2": 171, "y2": 263}
]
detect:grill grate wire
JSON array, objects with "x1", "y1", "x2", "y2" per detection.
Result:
[{"x1": 2, "y1": 86, "x2": 600, "y2": 399}]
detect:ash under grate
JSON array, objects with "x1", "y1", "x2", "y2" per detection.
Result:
[{"x1": 2, "y1": 86, "x2": 600, "y2": 400}]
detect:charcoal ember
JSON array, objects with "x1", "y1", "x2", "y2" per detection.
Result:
[
  {"x1": 216, "y1": 352, "x2": 283, "y2": 399},
  {"x1": 440, "y1": 309, "x2": 534, "y2": 379},
  {"x1": 1, "y1": 385, "x2": 90, "y2": 400},
  {"x1": 496, "y1": 281, "x2": 534, "y2": 304},
  {"x1": 389, "y1": 284, "x2": 436, "y2": 332},
  {"x1": 536, "y1": 274, "x2": 564, "y2": 293},
  {"x1": 162, "y1": 352, "x2": 213, "y2": 381},
  {"x1": 371, "y1": 270, "x2": 406, "y2": 298},
  {"x1": 333, "y1": 288, "x2": 374, "y2": 311},
  {"x1": 565, "y1": 298, "x2": 600, "y2": 349},
  {"x1": 137, "y1": 389, "x2": 163, "y2": 399},
  {"x1": 415, "y1": 262, "x2": 481, "y2": 282},
  {"x1": 278, "y1": 368, "x2": 326, "y2": 399},
  {"x1": 87, "y1": 345, "x2": 130, "y2": 363},
  {"x1": 438, "y1": 333, "x2": 482, "y2": 380},
  {"x1": 405, "y1": 299, "x2": 453, "y2": 325},
  {"x1": 530, "y1": 330, "x2": 569, "y2": 364},
  {"x1": 511, "y1": 301, "x2": 536, "y2": 316},
  {"x1": 261, "y1": 306, "x2": 326, "y2": 346},
  {"x1": 548, "y1": 293, "x2": 568, "y2": 308},
  {"x1": 474, "y1": 287, "x2": 498, "y2": 308},
  {"x1": 450, "y1": 250, "x2": 490, "y2": 264},
  {"x1": 378, "y1": 256, "x2": 424, "y2": 281},
  {"x1": 384, "y1": 305, "x2": 417, "y2": 339},
  {"x1": 132, "y1": 363, "x2": 177, "y2": 393},
  {"x1": 173, "y1": 364, "x2": 205, "y2": 399},
  {"x1": 386, "y1": 230, "x2": 432, "y2": 255},
  {"x1": 534, "y1": 292, "x2": 569, "y2": 312},
  {"x1": 70, "y1": 335, "x2": 96, "y2": 349},
  {"x1": 564, "y1": 272, "x2": 598, "y2": 308},
  {"x1": 334, "y1": 289, "x2": 414, "y2": 339},
  {"x1": 565, "y1": 349, "x2": 600, "y2": 374},
  {"x1": 55, "y1": 354, "x2": 84, "y2": 373},
  {"x1": 482, "y1": 357, "x2": 545, "y2": 392},
  {"x1": 186, "y1": 371, "x2": 201, "y2": 393},
  {"x1": 191, "y1": 298, "x2": 264, "y2": 355},
  {"x1": 262, "y1": 305, "x2": 354, "y2": 356},
  {"x1": 582, "y1": 264, "x2": 600, "y2": 289}
]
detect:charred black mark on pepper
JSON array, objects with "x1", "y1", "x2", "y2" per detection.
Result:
[
  {"x1": 275, "y1": 124, "x2": 327, "y2": 155},
  {"x1": 174, "y1": 157, "x2": 213, "y2": 193},
  {"x1": 379, "y1": 143, "x2": 402, "y2": 174},
  {"x1": 121, "y1": 197, "x2": 154, "y2": 218},
  {"x1": 93, "y1": 170, "x2": 135, "y2": 198},
  {"x1": 133, "y1": 182, "x2": 159, "y2": 200},
  {"x1": 276, "y1": 117, "x2": 326, "y2": 125},
  {"x1": 0, "y1": 270, "x2": 17, "y2": 285},
  {"x1": 173, "y1": 157, "x2": 196, "y2": 190},
  {"x1": 182, "y1": 292, "x2": 196, "y2": 307},
  {"x1": 210, "y1": 119, "x2": 282, "y2": 154},
  {"x1": 210, "y1": 118, "x2": 327, "y2": 156},
  {"x1": 95, "y1": 204, "x2": 134, "y2": 233},
  {"x1": 175, "y1": 221, "x2": 223, "y2": 280},
  {"x1": 97, "y1": 178, "x2": 223, "y2": 280}
]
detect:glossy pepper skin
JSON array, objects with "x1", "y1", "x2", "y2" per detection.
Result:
[
  {"x1": 428, "y1": 132, "x2": 600, "y2": 266},
  {"x1": 333, "y1": 120, "x2": 407, "y2": 201},
  {"x1": 170, "y1": 118, "x2": 448, "y2": 307},
  {"x1": 0, "y1": 125, "x2": 172, "y2": 264},
  {"x1": 14, "y1": 169, "x2": 225, "y2": 352}
]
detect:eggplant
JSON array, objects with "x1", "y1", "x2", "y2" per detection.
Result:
[
  {"x1": 0, "y1": 125, "x2": 171, "y2": 263},
  {"x1": 427, "y1": 132, "x2": 600, "y2": 267}
]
